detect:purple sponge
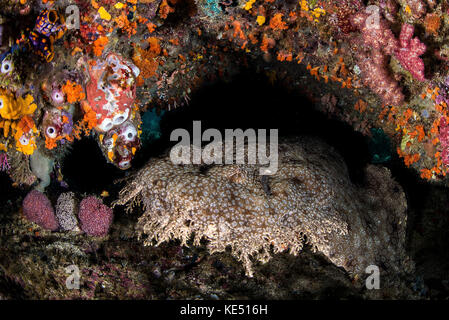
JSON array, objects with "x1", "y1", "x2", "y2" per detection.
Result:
[
  {"x1": 23, "y1": 190, "x2": 59, "y2": 231},
  {"x1": 78, "y1": 196, "x2": 113, "y2": 237}
]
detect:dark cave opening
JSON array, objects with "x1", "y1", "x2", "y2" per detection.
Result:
[
  {"x1": 0, "y1": 69, "x2": 375, "y2": 200},
  {"x1": 137, "y1": 69, "x2": 372, "y2": 184},
  {"x1": 57, "y1": 70, "x2": 449, "y2": 289},
  {"x1": 59, "y1": 68, "x2": 389, "y2": 196},
  {"x1": 61, "y1": 69, "x2": 374, "y2": 195},
  {"x1": 60, "y1": 137, "x2": 126, "y2": 195},
  {"x1": 1, "y1": 69, "x2": 444, "y2": 240},
  {"x1": 1, "y1": 69, "x2": 449, "y2": 297}
]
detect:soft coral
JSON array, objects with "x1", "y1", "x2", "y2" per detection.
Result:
[{"x1": 395, "y1": 23, "x2": 426, "y2": 81}]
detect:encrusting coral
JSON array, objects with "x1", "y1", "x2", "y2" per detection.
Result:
[{"x1": 114, "y1": 137, "x2": 412, "y2": 277}]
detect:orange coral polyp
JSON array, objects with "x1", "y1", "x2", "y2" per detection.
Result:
[
  {"x1": 269, "y1": 13, "x2": 288, "y2": 30},
  {"x1": 62, "y1": 80, "x2": 86, "y2": 103},
  {"x1": 93, "y1": 36, "x2": 108, "y2": 56}
]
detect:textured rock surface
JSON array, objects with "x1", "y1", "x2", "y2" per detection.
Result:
[{"x1": 115, "y1": 137, "x2": 412, "y2": 277}]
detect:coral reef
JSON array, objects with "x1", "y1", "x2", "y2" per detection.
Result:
[
  {"x1": 2, "y1": 0, "x2": 449, "y2": 300},
  {"x1": 2, "y1": 0, "x2": 448, "y2": 184},
  {"x1": 115, "y1": 137, "x2": 411, "y2": 277}
]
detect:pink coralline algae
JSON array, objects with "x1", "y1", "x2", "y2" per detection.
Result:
[
  {"x1": 439, "y1": 117, "x2": 449, "y2": 166},
  {"x1": 78, "y1": 196, "x2": 113, "y2": 237},
  {"x1": 22, "y1": 190, "x2": 59, "y2": 231},
  {"x1": 395, "y1": 24, "x2": 427, "y2": 81}
]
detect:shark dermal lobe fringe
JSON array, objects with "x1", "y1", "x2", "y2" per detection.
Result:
[{"x1": 115, "y1": 137, "x2": 412, "y2": 277}]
